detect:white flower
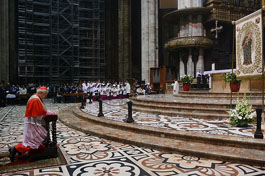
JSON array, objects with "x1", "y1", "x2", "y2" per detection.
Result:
[
  {"x1": 249, "y1": 111, "x2": 256, "y2": 119},
  {"x1": 227, "y1": 93, "x2": 254, "y2": 126}
]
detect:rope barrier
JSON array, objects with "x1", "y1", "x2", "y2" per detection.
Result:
[
  {"x1": 101, "y1": 99, "x2": 130, "y2": 107},
  {"x1": 0, "y1": 106, "x2": 15, "y2": 122}
]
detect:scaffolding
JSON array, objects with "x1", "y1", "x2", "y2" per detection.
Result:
[{"x1": 17, "y1": 0, "x2": 105, "y2": 84}]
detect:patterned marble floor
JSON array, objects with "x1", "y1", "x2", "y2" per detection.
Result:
[
  {"x1": 82, "y1": 98, "x2": 262, "y2": 138},
  {"x1": 0, "y1": 100, "x2": 265, "y2": 175}
]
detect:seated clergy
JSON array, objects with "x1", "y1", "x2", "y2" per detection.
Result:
[
  {"x1": 125, "y1": 81, "x2": 131, "y2": 98},
  {"x1": 196, "y1": 69, "x2": 202, "y2": 88},
  {"x1": 9, "y1": 86, "x2": 56, "y2": 162},
  {"x1": 19, "y1": 85, "x2": 27, "y2": 95},
  {"x1": 136, "y1": 86, "x2": 145, "y2": 95}
]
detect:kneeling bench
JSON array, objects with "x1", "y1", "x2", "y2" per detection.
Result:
[{"x1": 28, "y1": 114, "x2": 58, "y2": 160}]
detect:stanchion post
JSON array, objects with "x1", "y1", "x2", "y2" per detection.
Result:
[
  {"x1": 254, "y1": 108, "x2": 263, "y2": 139},
  {"x1": 98, "y1": 99, "x2": 104, "y2": 117},
  {"x1": 97, "y1": 93, "x2": 101, "y2": 101},
  {"x1": 125, "y1": 101, "x2": 134, "y2": 123},
  {"x1": 89, "y1": 92, "x2": 92, "y2": 104},
  {"x1": 80, "y1": 95, "x2": 86, "y2": 109},
  {"x1": 258, "y1": 1, "x2": 264, "y2": 122}
]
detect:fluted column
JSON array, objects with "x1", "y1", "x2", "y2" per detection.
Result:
[
  {"x1": 196, "y1": 48, "x2": 204, "y2": 72},
  {"x1": 187, "y1": 48, "x2": 194, "y2": 76},
  {"x1": 141, "y1": 0, "x2": 158, "y2": 82},
  {"x1": 179, "y1": 56, "x2": 185, "y2": 78}
]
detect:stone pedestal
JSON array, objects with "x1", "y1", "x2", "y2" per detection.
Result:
[{"x1": 211, "y1": 72, "x2": 265, "y2": 92}]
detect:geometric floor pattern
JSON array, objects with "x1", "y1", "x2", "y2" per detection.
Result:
[
  {"x1": 0, "y1": 100, "x2": 265, "y2": 175},
  {"x1": 83, "y1": 98, "x2": 260, "y2": 138}
]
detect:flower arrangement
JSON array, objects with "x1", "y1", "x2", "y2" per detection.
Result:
[
  {"x1": 224, "y1": 72, "x2": 241, "y2": 83},
  {"x1": 180, "y1": 75, "x2": 194, "y2": 84},
  {"x1": 227, "y1": 94, "x2": 256, "y2": 127}
]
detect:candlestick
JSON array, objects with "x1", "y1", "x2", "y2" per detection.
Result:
[{"x1": 212, "y1": 63, "x2": 215, "y2": 71}]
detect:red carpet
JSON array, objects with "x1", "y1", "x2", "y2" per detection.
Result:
[{"x1": 0, "y1": 146, "x2": 67, "y2": 174}]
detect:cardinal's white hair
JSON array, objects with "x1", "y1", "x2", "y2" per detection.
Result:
[{"x1": 37, "y1": 88, "x2": 48, "y2": 93}]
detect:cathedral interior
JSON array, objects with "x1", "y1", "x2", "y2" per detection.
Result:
[
  {"x1": 1, "y1": 1, "x2": 265, "y2": 175},
  {"x1": 0, "y1": 0, "x2": 261, "y2": 84}
]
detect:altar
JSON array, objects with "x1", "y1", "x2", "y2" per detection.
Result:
[{"x1": 204, "y1": 69, "x2": 265, "y2": 93}]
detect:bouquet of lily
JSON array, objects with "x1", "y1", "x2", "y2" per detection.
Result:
[{"x1": 227, "y1": 94, "x2": 256, "y2": 127}]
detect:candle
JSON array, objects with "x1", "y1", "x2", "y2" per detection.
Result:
[{"x1": 212, "y1": 63, "x2": 215, "y2": 71}]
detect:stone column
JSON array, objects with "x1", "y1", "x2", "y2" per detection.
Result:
[
  {"x1": 9, "y1": 0, "x2": 16, "y2": 83},
  {"x1": 179, "y1": 56, "x2": 185, "y2": 78},
  {"x1": 187, "y1": 48, "x2": 194, "y2": 76},
  {"x1": 188, "y1": 14, "x2": 192, "y2": 36},
  {"x1": 196, "y1": 48, "x2": 204, "y2": 72},
  {"x1": 0, "y1": 0, "x2": 9, "y2": 83},
  {"x1": 179, "y1": 17, "x2": 184, "y2": 37},
  {"x1": 198, "y1": 15, "x2": 203, "y2": 36},
  {"x1": 118, "y1": 0, "x2": 131, "y2": 81},
  {"x1": 141, "y1": 0, "x2": 158, "y2": 83}
]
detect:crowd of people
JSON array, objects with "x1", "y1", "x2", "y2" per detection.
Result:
[
  {"x1": 133, "y1": 81, "x2": 153, "y2": 95},
  {"x1": 2, "y1": 80, "x2": 152, "y2": 162},
  {"x1": 0, "y1": 79, "x2": 156, "y2": 107},
  {"x1": 196, "y1": 70, "x2": 209, "y2": 89},
  {"x1": 80, "y1": 81, "x2": 131, "y2": 101}
]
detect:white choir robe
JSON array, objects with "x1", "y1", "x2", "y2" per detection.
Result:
[
  {"x1": 82, "y1": 83, "x2": 87, "y2": 93},
  {"x1": 112, "y1": 88, "x2": 118, "y2": 98},
  {"x1": 125, "y1": 83, "x2": 131, "y2": 94}
]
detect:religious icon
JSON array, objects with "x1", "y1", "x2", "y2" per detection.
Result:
[
  {"x1": 242, "y1": 31, "x2": 253, "y2": 66},
  {"x1": 236, "y1": 9, "x2": 263, "y2": 77}
]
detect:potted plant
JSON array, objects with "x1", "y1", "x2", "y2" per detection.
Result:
[
  {"x1": 226, "y1": 94, "x2": 256, "y2": 127},
  {"x1": 224, "y1": 72, "x2": 241, "y2": 92},
  {"x1": 180, "y1": 75, "x2": 194, "y2": 91}
]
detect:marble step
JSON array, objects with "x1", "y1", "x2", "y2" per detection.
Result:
[
  {"x1": 131, "y1": 97, "x2": 231, "y2": 108},
  {"x1": 132, "y1": 106, "x2": 229, "y2": 120},
  {"x1": 130, "y1": 95, "x2": 263, "y2": 116},
  {"x1": 175, "y1": 94, "x2": 263, "y2": 100},
  {"x1": 178, "y1": 91, "x2": 265, "y2": 98},
  {"x1": 58, "y1": 106, "x2": 265, "y2": 166},
  {"x1": 131, "y1": 101, "x2": 229, "y2": 115}
]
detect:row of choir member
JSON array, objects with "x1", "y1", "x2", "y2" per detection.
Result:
[
  {"x1": 82, "y1": 81, "x2": 131, "y2": 101},
  {"x1": 1, "y1": 81, "x2": 131, "y2": 100}
]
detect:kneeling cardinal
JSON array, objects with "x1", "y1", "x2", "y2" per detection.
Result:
[{"x1": 9, "y1": 86, "x2": 56, "y2": 162}]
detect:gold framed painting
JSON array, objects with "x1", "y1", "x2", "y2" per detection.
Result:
[{"x1": 235, "y1": 9, "x2": 263, "y2": 78}]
